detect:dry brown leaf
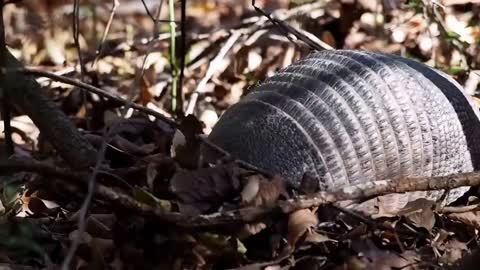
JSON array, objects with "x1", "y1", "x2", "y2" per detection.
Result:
[
  {"x1": 171, "y1": 115, "x2": 204, "y2": 168},
  {"x1": 91, "y1": 237, "x2": 115, "y2": 259},
  {"x1": 44, "y1": 37, "x2": 65, "y2": 65},
  {"x1": 240, "y1": 175, "x2": 261, "y2": 204},
  {"x1": 240, "y1": 222, "x2": 267, "y2": 238},
  {"x1": 299, "y1": 172, "x2": 320, "y2": 194},
  {"x1": 405, "y1": 207, "x2": 436, "y2": 232},
  {"x1": 373, "y1": 195, "x2": 435, "y2": 221},
  {"x1": 448, "y1": 211, "x2": 480, "y2": 229},
  {"x1": 247, "y1": 50, "x2": 263, "y2": 73},
  {"x1": 146, "y1": 162, "x2": 158, "y2": 190},
  {"x1": 86, "y1": 215, "x2": 114, "y2": 239},
  {"x1": 305, "y1": 231, "x2": 333, "y2": 244},
  {"x1": 169, "y1": 163, "x2": 244, "y2": 215},
  {"x1": 321, "y1": 31, "x2": 337, "y2": 48},
  {"x1": 170, "y1": 129, "x2": 187, "y2": 158},
  {"x1": 347, "y1": 240, "x2": 418, "y2": 270},
  {"x1": 436, "y1": 238, "x2": 468, "y2": 265},
  {"x1": 241, "y1": 175, "x2": 287, "y2": 208},
  {"x1": 139, "y1": 65, "x2": 156, "y2": 106},
  {"x1": 111, "y1": 135, "x2": 155, "y2": 156},
  {"x1": 287, "y1": 208, "x2": 319, "y2": 248},
  {"x1": 0, "y1": 115, "x2": 40, "y2": 146},
  {"x1": 199, "y1": 109, "x2": 219, "y2": 134},
  {"x1": 472, "y1": 96, "x2": 480, "y2": 108},
  {"x1": 17, "y1": 190, "x2": 61, "y2": 217},
  {"x1": 398, "y1": 198, "x2": 436, "y2": 232},
  {"x1": 264, "y1": 266, "x2": 281, "y2": 270}
]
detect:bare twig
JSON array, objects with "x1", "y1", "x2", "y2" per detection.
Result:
[
  {"x1": 72, "y1": 0, "x2": 90, "y2": 131},
  {"x1": 61, "y1": 0, "x2": 109, "y2": 258},
  {"x1": 61, "y1": 1, "x2": 173, "y2": 259},
  {"x1": 251, "y1": 0, "x2": 333, "y2": 51},
  {"x1": 177, "y1": 0, "x2": 187, "y2": 116},
  {"x1": 140, "y1": 0, "x2": 177, "y2": 23},
  {"x1": 92, "y1": 0, "x2": 120, "y2": 68},
  {"x1": 72, "y1": 0, "x2": 87, "y2": 78},
  {"x1": 7, "y1": 68, "x2": 177, "y2": 127},
  {"x1": 440, "y1": 203, "x2": 480, "y2": 214},
  {"x1": 2, "y1": 159, "x2": 480, "y2": 229},
  {"x1": 61, "y1": 127, "x2": 111, "y2": 270},
  {"x1": 121, "y1": 0, "x2": 165, "y2": 118},
  {"x1": 185, "y1": 30, "x2": 243, "y2": 115},
  {"x1": 167, "y1": 0, "x2": 181, "y2": 115},
  {"x1": 183, "y1": 1, "x2": 330, "y2": 113}
]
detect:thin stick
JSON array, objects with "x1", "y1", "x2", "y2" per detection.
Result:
[
  {"x1": 168, "y1": 0, "x2": 180, "y2": 114},
  {"x1": 61, "y1": 130, "x2": 110, "y2": 270},
  {"x1": 61, "y1": 0, "x2": 100, "y2": 262},
  {"x1": 185, "y1": 30, "x2": 243, "y2": 115},
  {"x1": 2, "y1": 158, "x2": 480, "y2": 228},
  {"x1": 92, "y1": 0, "x2": 120, "y2": 68},
  {"x1": 72, "y1": 0, "x2": 87, "y2": 78},
  {"x1": 177, "y1": 0, "x2": 187, "y2": 116},
  {"x1": 72, "y1": 0, "x2": 91, "y2": 130},
  {"x1": 8, "y1": 68, "x2": 177, "y2": 127},
  {"x1": 251, "y1": 0, "x2": 332, "y2": 51},
  {"x1": 121, "y1": 0, "x2": 165, "y2": 117}
]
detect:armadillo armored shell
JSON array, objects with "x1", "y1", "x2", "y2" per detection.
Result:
[{"x1": 203, "y1": 50, "x2": 480, "y2": 206}]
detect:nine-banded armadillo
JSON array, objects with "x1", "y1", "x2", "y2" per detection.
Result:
[{"x1": 202, "y1": 49, "x2": 480, "y2": 206}]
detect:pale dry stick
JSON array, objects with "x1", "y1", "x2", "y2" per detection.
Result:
[
  {"x1": 91, "y1": 0, "x2": 120, "y2": 69},
  {"x1": 185, "y1": 30, "x2": 243, "y2": 115},
  {"x1": 9, "y1": 68, "x2": 177, "y2": 127},
  {"x1": 440, "y1": 203, "x2": 480, "y2": 214}
]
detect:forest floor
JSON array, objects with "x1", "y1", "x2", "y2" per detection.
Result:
[{"x1": 1, "y1": 0, "x2": 480, "y2": 269}]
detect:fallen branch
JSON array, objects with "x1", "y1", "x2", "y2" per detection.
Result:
[{"x1": 2, "y1": 158, "x2": 480, "y2": 228}]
